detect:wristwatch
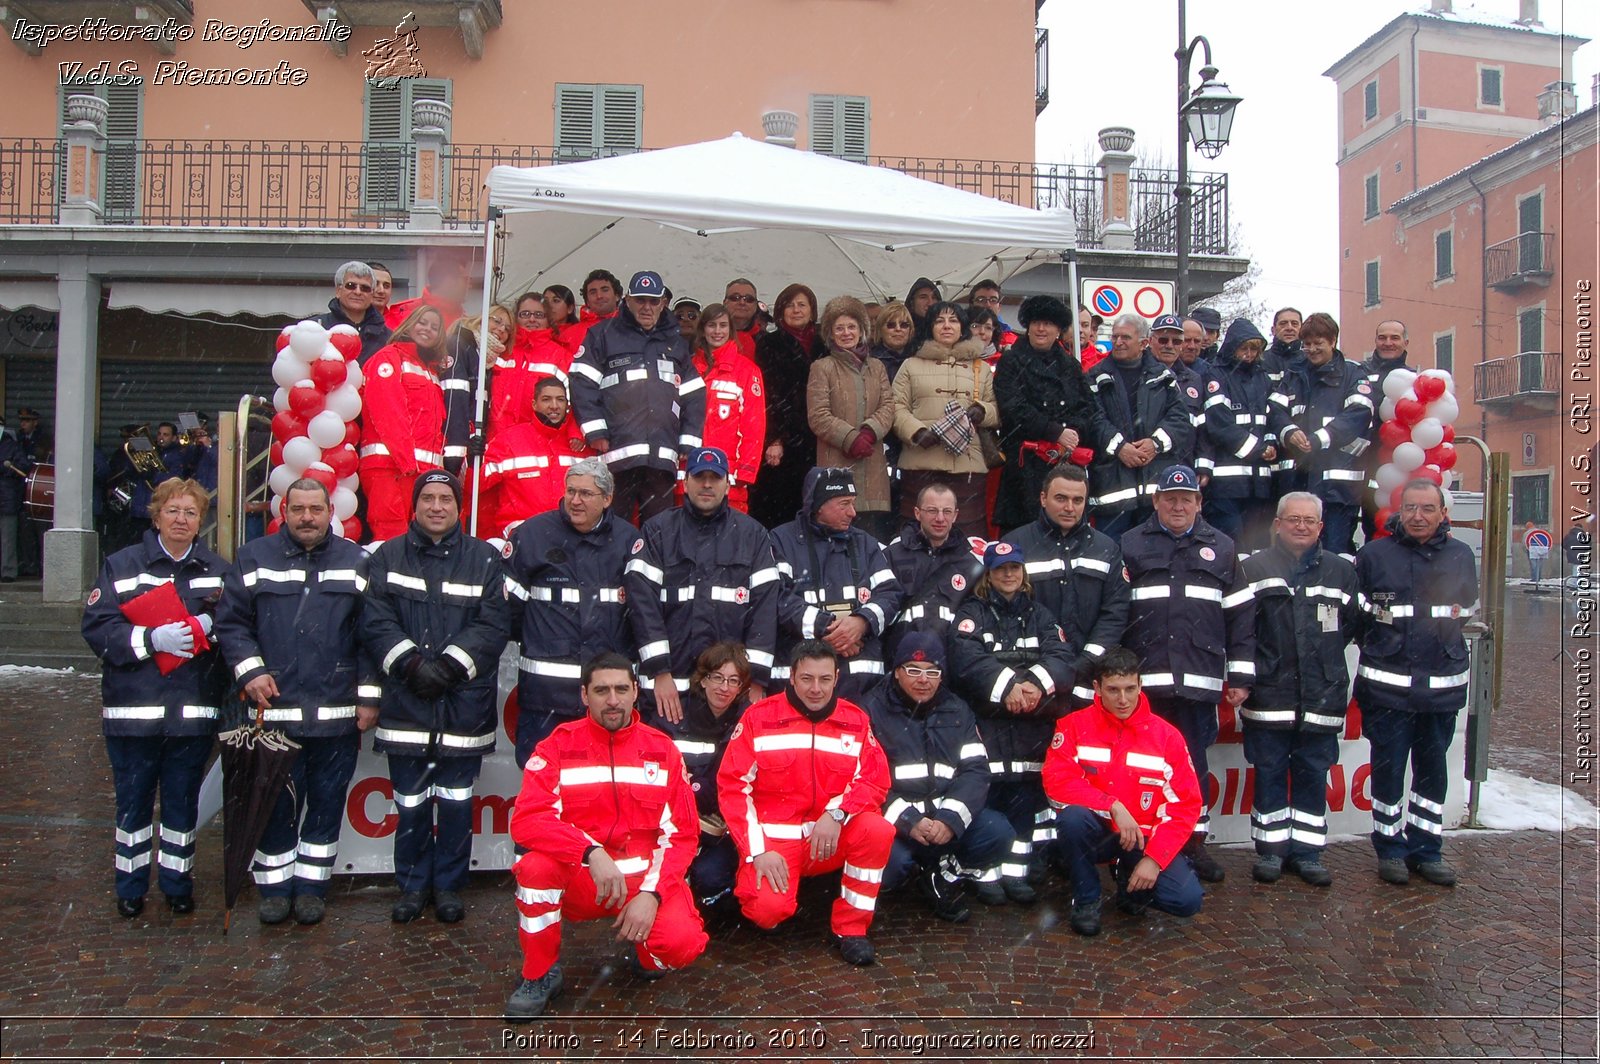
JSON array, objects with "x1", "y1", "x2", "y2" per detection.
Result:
[{"x1": 827, "y1": 808, "x2": 847, "y2": 824}]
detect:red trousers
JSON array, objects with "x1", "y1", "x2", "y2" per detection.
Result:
[
  {"x1": 513, "y1": 850, "x2": 708, "y2": 980},
  {"x1": 734, "y1": 812, "x2": 894, "y2": 938},
  {"x1": 362, "y1": 466, "x2": 417, "y2": 541}
]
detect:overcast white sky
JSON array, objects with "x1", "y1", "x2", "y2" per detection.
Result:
[{"x1": 1034, "y1": 0, "x2": 1599, "y2": 321}]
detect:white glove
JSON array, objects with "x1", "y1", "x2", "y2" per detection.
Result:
[
  {"x1": 150, "y1": 621, "x2": 195, "y2": 658},
  {"x1": 195, "y1": 613, "x2": 214, "y2": 637}
]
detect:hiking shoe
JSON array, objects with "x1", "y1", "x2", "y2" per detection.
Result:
[
  {"x1": 921, "y1": 867, "x2": 971, "y2": 924},
  {"x1": 391, "y1": 890, "x2": 430, "y2": 923},
  {"x1": 292, "y1": 895, "x2": 326, "y2": 925},
  {"x1": 434, "y1": 890, "x2": 465, "y2": 923},
  {"x1": 1001, "y1": 877, "x2": 1037, "y2": 905},
  {"x1": 627, "y1": 954, "x2": 667, "y2": 982},
  {"x1": 1377, "y1": 858, "x2": 1410, "y2": 885},
  {"x1": 1290, "y1": 857, "x2": 1334, "y2": 888},
  {"x1": 1252, "y1": 854, "x2": 1284, "y2": 883},
  {"x1": 505, "y1": 965, "x2": 564, "y2": 1022},
  {"x1": 258, "y1": 896, "x2": 292, "y2": 925},
  {"x1": 1069, "y1": 900, "x2": 1102, "y2": 937},
  {"x1": 832, "y1": 934, "x2": 876, "y2": 966},
  {"x1": 1184, "y1": 840, "x2": 1226, "y2": 883},
  {"x1": 969, "y1": 879, "x2": 1008, "y2": 906},
  {"x1": 1407, "y1": 859, "x2": 1457, "y2": 887}
]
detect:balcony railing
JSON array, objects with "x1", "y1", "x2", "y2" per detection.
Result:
[
  {"x1": 0, "y1": 138, "x2": 1231, "y2": 254},
  {"x1": 1475, "y1": 350, "x2": 1561, "y2": 410},
  {"x1": 1035, "y1": 28, "x2": 1050, "y2": 115},
  {"x1": 1486, "y1": 231, "x2": 1554, "y2": 290}
]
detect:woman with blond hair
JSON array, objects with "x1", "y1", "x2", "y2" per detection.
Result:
[{"x1": 807, "y1": 295, "x2": 896, "y2": 541}]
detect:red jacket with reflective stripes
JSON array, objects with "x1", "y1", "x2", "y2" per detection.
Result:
[
  {"x1": 491, "y1": 328, "x2": 575, "y2": 434},
  {"x1": 716, "y1": 690, "x2": 889, "y2": 858},
  {"x1": 384, "y1": 288, "x2": 464, "y2": 331},
  {"x1": 359, "y1": 342, "x2": 445, "y2": 476},
  {"x1": 1042, "y1": 692, "x2": 1201, "y2": 870},
  {"x1": 481, "y1": 414, "x2": 591, "y2": 536},
  {"x1": 511, "y1": 712, "x2": 698, "y2": 894},
  {"x1": 691, "y1": 341, "x2": 767, "y2": 488}
]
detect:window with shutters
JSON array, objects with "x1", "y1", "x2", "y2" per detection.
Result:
[
  {"x1": 1433, "y1": 331, "x2": 1454, "y2": 375},
  {"x1": 1512, "y1": 473, "x2": 1550, "y2": 524},
  {"x1": 1364, "y1": 172, "x2": 1380, "y2": 219},
  {"x1": 1519, "y1": 304, "x2": 1544, "y2": 353},
  {"x1": 59, "y1": 82, "x2": 141, "y2": 220},
  {"x1": 553, "y1": 84, "x2": 643, "y2": 159},
  {"x1": 1363, "y1": 79, "x2": 1379, "y2": 122},
  {"x1": 1478, "y1": 65, "x2": 1503, "y2": 109},
  {"x1": 1364, "y1": 259, "x2": 1380, "y2": 307},
  {"x1": 1434, "y1": 227, "x2": 1453, "y2": 281},
  {"x1": 363, "y1": 77, "x2": 451, "y2": 213},
  {"x1": 809, "y1": 95, "x2": 870, "y2": 163}
]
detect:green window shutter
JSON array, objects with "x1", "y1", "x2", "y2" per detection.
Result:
[
  {"x1": 363, "y1": 81, "x2": 407, "y2": 211},
  {"x1": 1434, "y1": 230, "x2": 1452, "y2": 279},
  {"x1": 59, "y1": 82, "x2": 142, "y2": 219},
  {"x1": 598, "y1": 85, "x2": 642, "y2": 152},
  {"x1": 810, "y1": 95, "x2": 868, "y2": 162},
  {"x1": 810, "y1": 94, "x2": 838, "y2": 156},
  {"x1": 555, "y1": 84, "x2": 597, "y2": 157}
]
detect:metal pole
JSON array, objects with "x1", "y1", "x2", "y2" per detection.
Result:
[
  {"x1": 1066, "y1": 251, "x2": 1081, "y2": 351},
  {"x1": 467, "y1": 208, "x2": 500, "y2": 538},
  {"x1": 1454, "y1": 436, "x2": 1509, "y2": 825},
  {"x1": 215, "y1": 410, "x2": 238, "y2": 561},
  {"x1": 1175, "y1": 0, "x2": 1191, "y2": 313}
]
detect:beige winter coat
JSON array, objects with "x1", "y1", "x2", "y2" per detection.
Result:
[
  {"x1": 892, "y1": 337, "x2": 999, "y2": 474},
  {"x1": 806, "y1": 348, "x2": 896, "y2": 512}
]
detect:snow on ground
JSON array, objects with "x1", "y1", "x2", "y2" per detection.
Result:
[
  {"x1": 1476, "y1": 769, "x2": 1599, "y2": 831},
  {"x1": 0, "y1": 664, "x2": 81, "y2": 676}
]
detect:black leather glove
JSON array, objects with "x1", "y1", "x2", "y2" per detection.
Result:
[
  {"x1": 912, "y1": 428, "x2": 939, "y2": 448},
  {"x1": 405, "y1": 656, "x2": 452, "y2": 701},
  {"x1": 466, "y1": 434, "x2": 487, "y2": 459},
  {"x1": 967, "y1": 403, "x2": 985, "y2": 423}
]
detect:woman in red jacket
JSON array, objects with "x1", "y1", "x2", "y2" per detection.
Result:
[
  {"x1": 359, "y1": 304, "x2": 448, "y2": 539},
  {"x1": 686, "y1": 303, "x2": 767, "y2": 512},
  {"x1": 543, "y1": 284, "x2": 587, "y2": 358}
]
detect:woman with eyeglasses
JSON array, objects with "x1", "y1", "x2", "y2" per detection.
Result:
[
  {"x1": 360, "y1": 303, "x2": 450, "y2": 539},
  {"x1": 654, "y1": 642, "x2": 754, "y2": 910},
  {"x1": 82, "y1": 477, "x2": 229, "y2": 919},
  {"x1": 870, "y1": 300, "x2": 917, "y2": 382},
  {"x1": 891, "y1": 301, "x2": 998, "y2": 540},
  {"x1": 948, "y1": 541, "x2": 1076, "y2": 905},
  {"x1": 807, "y1": 295, "x2": 897, "y2": 542},
  {"x1": 749, "y1": 283, "x2": 827, "y2": 528}
]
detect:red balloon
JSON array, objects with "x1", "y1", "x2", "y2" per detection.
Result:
[
  {"x1": 303, "y1": 463, "x2": 339, "y2": 495},
  {"x1": 1378, "y1": 446, "x2": 1394, "y2": 466},
  {"x1": 274, "y1": 331, "x2": 291, "y2": 353},
  {"x1": 271, "y1": 411, "x2": 308, "y2": 443},
  {"x1": 1414, "y1": 465, "x2": 1444, "y2": 486},
  {"x1": 1425, "y1": 442, "x2": 1458, "y2": 471},
  {"x1": 342, "y1": 420, "x2": 361, "y2": 448},
  {"x1": 328, "y1": 331, "x2": 362, "y2": 361},
  {"x1": 321, "y1": 444, "x2": 358, "y2": 480},
  {"x1": 269, "y1": 441, "x2": 285, "y2": 467},
  {"x1": 266, "y1": 517, "x2": 283, "y2": 536},
  {"x1": 1394, "y1": 397, "x2": 1425, "y2": 426},
  {"x1": 311, "y1": 358, "x2": 347, "y2": 392},
  {"x1": 1378, "y1": 420, "x2": 1412, "y2": 449},
  {"x1": 1415, "y1": 375, "x2": 1447, "y2": 402},
  {"x1": 1373, "y1": 508, "x2": 1395, "y2": 538},
  {"x1": 1441, "y1": 424, "x2": 1455, "y2": 444},
  {"x1": 340, "y1": 515, "x2": 364, "y2": 541},
  {"x1": 288, "y1": 382, "x2": 326, "y2": 419}
]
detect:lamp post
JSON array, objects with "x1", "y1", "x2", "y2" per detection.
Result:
[{"x1": 1174, "y1": 0, "x2": 1242, "y2": 312}]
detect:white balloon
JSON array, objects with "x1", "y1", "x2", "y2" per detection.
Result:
[
  {"x1": 288, "y1": 321, "x2": 329, "y2": 362},
  {"x1": 1381, "y1": 369, "x2": 1418, "y2": 400},
  {"x1": 307, "y1": 409, "x2": 347, "y2": 449},
  {"x1": 1421, "y1": 368, "x2": 1456, "y2": 394},
  {"x1": 269, "y1": 493, "x2": 282, "y2": 520},
  {"x1": 271, "y1": 352, "x2": 304, "y2": 390},
  {"x1": 1379, "y1": 396, "x2": 1398, "y2": 423},
  {"x1": 1393, "y1": 441, "x2": 1426, "y2": 472},
  {"x1": 320, "y1": 343, "x2": 344, "y2": 363},
  {"x1": 273, "y1": 386, "x2": 290, "y2": 413},
  {"x1": 330, "y1": 517, "x2": 347, "y2": 538},
  {"x1": 283, "y1": 434, "x2": 320, "y2": 473},
  {"x1": 343, "y1": 361, "x2": 364, "y2": 390},
  {"x1": 338, "y1": 474, "x2": 360, "y2": 495},
  {"x1": 1375, "y1": 463, "x2": 1408, "y2": 494},
  {"x1": 1442, "y1": 486, "x2": 1455, "y2": 510},
  {"x1": 1426, "y1": 393, "x2": 1460, "y2": 425},
  {"x1": 1410, "y1": 417, "x2": 1445, "y2": 450},
  {"x1": 267, "y1": 464, "x2": 296, "y2": 497},
  {"x1": 332, "y1": 486, "x2": 358, "y2": 521},
  {"x1": 326, "y1": 385, "x2": 363, "y2": 422}
]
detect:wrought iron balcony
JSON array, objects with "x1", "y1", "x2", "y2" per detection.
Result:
[
  {"x1": 299, "y1": 0, "x2": 502, "y2": 58},
  {"x1": 1486, "y1": 232, "x2": 1554, "y2": 291},
  {"x1": 0, "y1": 138, "x2": 1231, "y2": 255},
  {"x1": 1035, "y1": 28, "x2": 1049, "y2": 115},
  {"x1": 1475, "y1": 350, "x2": 1561, "y2": 413}
]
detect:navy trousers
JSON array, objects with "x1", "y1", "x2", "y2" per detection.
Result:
[
  {"x1": 882, "y1": 807, "x2": 1016, "y2": 891},
  {"x1": 387, "y1": 754, "x2": 482, "y2": 894},
  {"x1": 105, "y1": 734, "x2": 213, "y2": 901},
  {"x1": 986, "y1": 778, "x2": 1051, "y2": 881},
  {"x1": 251, "y1": 733, "x2": 360, "y2": 899},
  {"x1": 1147, "y1": 694, "x2": 1217, "y2": 834},
  {"x1": 1363, "y1": 706, "x2": 1456, "y2": 863},
  {"x1": 688, "y1": 832, "x2": 740, "y2": 902},
  {"x1": 1055, "y1": 805, "x2": 1202, "y2": 915},
  {"x1": 1320, "y1": 500, "x2": 1361, "y2": 556},
  {"x1": 1242, "y1": 725, "x2": 1339, "y2": 860}
]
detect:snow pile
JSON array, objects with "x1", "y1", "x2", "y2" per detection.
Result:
[
  {"x1": 0, "y1": 664, "x2": 78, "y2": 676},
  {"x1": 1476, "y1": 769, "x2": 1599, "y2": 831}
]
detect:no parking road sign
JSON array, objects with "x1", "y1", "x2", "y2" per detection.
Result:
[{"x1": 1080, "y1": 278, "x2": 1174, "y2": 322}]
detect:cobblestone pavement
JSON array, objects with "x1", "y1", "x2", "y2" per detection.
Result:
[{"x1": 0, "y1": 592, "x2": 1594, "y2": 1062}]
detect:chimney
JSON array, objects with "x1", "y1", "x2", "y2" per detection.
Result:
[
  {"x1": 1538, "y1": 81, "x2": 1576, "y2": 123},
  {"x1": 1516, "y1": 0, "x2": 1541, "y2": 26},
  {"x1": 1428, "y1": 0, "x2": 1451, "y2": 13}
]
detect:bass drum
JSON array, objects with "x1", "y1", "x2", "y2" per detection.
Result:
[{"x1": 23, "y1": 462, "x2": 53, "y2": 522}]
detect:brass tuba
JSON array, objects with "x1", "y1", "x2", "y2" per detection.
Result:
[{"x1": 107, "y1": 428, "x2": 169, "y2": 513}]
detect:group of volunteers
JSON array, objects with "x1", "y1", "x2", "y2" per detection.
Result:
[{"x1": 81, "y1": 261, "x2": 1478, "y2": 1023}]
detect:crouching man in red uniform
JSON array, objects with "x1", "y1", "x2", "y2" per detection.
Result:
[
  {"x1": 1043, "y1": 646, "x2": 1204, "y2": 937},
  {"x1": 716, "y1": 640, "x2": 895, "y2": 966},
  {"x1": 505, "y1": 653, "x2": 708, "y2": 1022}
]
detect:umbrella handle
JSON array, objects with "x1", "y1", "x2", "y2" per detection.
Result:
[{"x1": 254, "y1": 700, "x2": 266, "y2": 730}]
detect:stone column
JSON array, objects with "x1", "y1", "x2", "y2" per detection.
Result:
[
  {"x1": 1097, "y1": 126, "x2": 1136, "y2": 251},
  {"x1": 44, "y1": 256, "x2": 103, "y2": 603},
  {"x1": 60, "y1": 94, "x2": 107, "y2": 227},
  {"x1": 409, "y1": 98, "x2": 451, "y2": 229}
]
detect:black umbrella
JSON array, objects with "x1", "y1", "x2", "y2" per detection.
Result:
[{"x1": 217, "y1": 703, "x2": 301, "y2": 934}]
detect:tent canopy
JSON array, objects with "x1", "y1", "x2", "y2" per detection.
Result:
[{"x1": 484, "y1": 134, "x2": 1076, "y2": 305}]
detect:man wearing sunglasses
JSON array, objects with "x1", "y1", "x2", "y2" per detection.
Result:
[
  {"x1": 318, "y1": 261, "x2": 391, "y2": 364},
  {"x1": 861, "y1": 633, "x2": 1012, "y2": 925}
]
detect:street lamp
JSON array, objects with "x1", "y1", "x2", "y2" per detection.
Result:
[{"x1": 1175, "y1": 0, "x2": 1242, "y2": 312}]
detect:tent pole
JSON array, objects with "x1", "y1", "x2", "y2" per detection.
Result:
[
  {"x1": 468, "y1": 207, "x2": 500, "y2": 539},
  {"x1": 1065, "y1": 251, "x2": 1081, "y2": 349},
  {"x1": 823, "y1": 235, "x2": 888, "y2": 302}
]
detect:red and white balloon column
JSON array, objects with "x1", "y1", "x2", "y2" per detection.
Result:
[
  {"x1": 267, "y1": 321, "x2": 365, "y2": 540},
  {"x1": 1371, "y1": 367, "x2": 1459, "y2": 537}
]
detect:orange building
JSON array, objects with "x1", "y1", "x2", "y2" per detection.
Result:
[{"x1": 1324, "y1": 0, "x2": 1596, "y2": 540}]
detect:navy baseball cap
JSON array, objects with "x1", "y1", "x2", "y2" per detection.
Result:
[
  {"x1": 982, "y1": 540, "x2": 1025, "y2": 570},
  {"x1": 626, "y1": 270, "x2": 666, "y2": 298},
  {"x1": 893, "y1": 631, "x2": 947, "y2": 670},
  {"x1": 1151, "y1": 313, "x2": 1185, "y2": 333},
  {"x1": 686, "y1": 447, "x2": 729, "y2": 478},
  {"x1": 1156, "y1": 464, "x2": 1201, "y2": 493}
]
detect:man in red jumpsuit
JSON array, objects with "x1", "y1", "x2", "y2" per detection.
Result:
[
  {"x1": 1043, "y1": 646, "x2": 1204, "y2": 937},
  {"x1": 359, "y1": 328, "x2": 446, "y2": 540},
  {"x1": 505, "y1": 652, "x2": 708, "y2": 1022},
  {"x1": 481, "y1": 376, "x2": 590, "y2": 537},
  {"x1": 716, "y1": 640, "x2": 895, "y2": 966}
]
